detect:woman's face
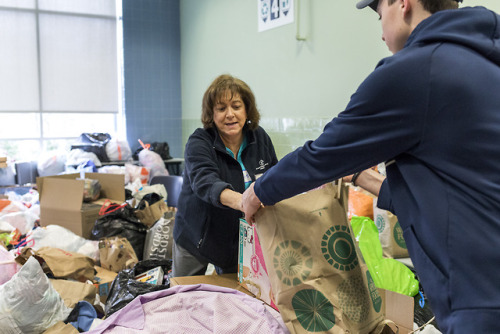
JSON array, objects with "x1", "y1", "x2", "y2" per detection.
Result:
[{"x1": 213, "y1": 91, "x2": 247, "y2": 142}]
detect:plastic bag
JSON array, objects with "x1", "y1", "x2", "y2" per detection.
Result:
[
  {"x1": 0, "y1": 256, "x2": 72, "y2": 333},
  {"x1": 79, "y1": 178, "x2": 101, "y2": 202},
  {"x1": 91, "y1": 203, "x2": 147, "y2": 261},
  {"x1": 125, "y1": 163, "x2": 149, "y2": 185},
  {"x1": 132, "y1": 184, "x2": 167, "y2": 203},
  {"x1": 133, "y1": 141, "x2": 173, "y2": 161},
  {"x1": 71, "y1": 133, "x2": 111, "y2": 162},
  {"x1": 106, "y1": 138, "x2": 132, "y2": 162},
  {"x1": 0, "y1": 210, "x2": 39, "y2": 234},
  {"x1": 66, "y1": 149, "x2": 102, "y2": 169},
  {"x1": 105, "y1": 258, "x2": 171, "y2": 316},
  {"x1": 24, "y1": 225, "x2": 100, "y2": 262},
  {"x1": 138, "y1": 149, "x2": 169, "y2": 181},
  {"x1": 37, "y1": 152, "x2": 67, "y2": 177},
  {"x1": 350, "y1": 216, "x2": 419, "y2": 296}
]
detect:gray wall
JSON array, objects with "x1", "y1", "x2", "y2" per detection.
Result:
[{"x1": 180, "y1": 0, "x2": 500, "y2": 159}]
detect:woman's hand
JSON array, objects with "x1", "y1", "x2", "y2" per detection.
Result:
[{"x1": 241, "y1": 182, "x2": 263, "y2": 224}]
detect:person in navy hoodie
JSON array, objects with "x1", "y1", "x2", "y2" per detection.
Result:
[
  {"x1": 173, "y1": 74, "x2": 278, "y2": 277},
  {"x1": 242, "y1": 0, "x2": 500, "y2": 332}
]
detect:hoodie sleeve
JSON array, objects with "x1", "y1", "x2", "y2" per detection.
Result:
[
  {"x1": 184, "y1": 130, "x2": 232, "y2": 208},
  {"x1": 255, "y1": 54, "x2": 431, "y2": 205}
]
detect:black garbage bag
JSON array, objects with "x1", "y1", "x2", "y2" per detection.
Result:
[
  {"x1": 133, "y1": 141, "x2": 173, "y2": 161},
  {"x1": 91, "y1": 202, "x2": 147, "y2": 260},
  {"x1": 71, "y1": 133, "x2": 112, "y2": 162},
  {"x1": 105, "y1": 258, "x2": 172, "y2": 316}
]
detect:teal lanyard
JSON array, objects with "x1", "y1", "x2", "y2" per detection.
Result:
[{"x1": 225, "y1": 136, "x2": 251, "y2": 189}]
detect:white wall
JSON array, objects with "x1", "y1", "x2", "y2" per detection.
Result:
[
  {"x1": 180, "y1": 0, "x2": 389, "y2": 120},
  {"x1": 180, "y1": 0, "x2": 500, "y2": 156}
]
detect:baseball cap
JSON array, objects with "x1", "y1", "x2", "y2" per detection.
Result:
[
  {"x1": 356, "y1": 0, "x2": 463, "y2": 11},
  {"x1": 356, "y1": 0, "x2": 379, "y2": 11}
]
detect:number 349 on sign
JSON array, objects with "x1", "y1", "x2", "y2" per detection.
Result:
[{"x1": 258, "y1": 0, "x2": 294, "y2": 32}]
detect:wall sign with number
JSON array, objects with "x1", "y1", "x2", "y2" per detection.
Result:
[{"x1": 258, "y1": 0, "x2": 294, "y2": 32}]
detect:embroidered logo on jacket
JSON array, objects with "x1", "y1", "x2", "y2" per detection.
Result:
[{"x1": 256, "y1": 159, "x2": 269, "y2": 171}]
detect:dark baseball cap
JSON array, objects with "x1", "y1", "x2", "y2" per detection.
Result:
[{"x1": 356, "y1": 0, "x2": 463, "y2": 11}]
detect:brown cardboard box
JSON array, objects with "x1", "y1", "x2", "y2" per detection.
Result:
[
  {"x1": 379, "y1": 289, "x2": 414, "y2": 334},
  {"x1": 170, "y1": 273, "x2": 255, "y2": 298},
  {"x1": 37, "y1": 173, "x2": 125, "y2": 238},
  {"x1": 94, "y1": 265, "x2": 118, "y2": 303}
]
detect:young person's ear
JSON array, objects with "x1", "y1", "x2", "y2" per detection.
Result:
[{"x1": 401, "y1": 0, "x2": 412, "y2": 16}]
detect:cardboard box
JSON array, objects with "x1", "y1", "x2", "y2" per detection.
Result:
[
  {"x1": 379, "y1": 288, "x2": 414, "y2": 334},
  {"x1": 37, "y1": 173, "x2": 125, "y2": 239},
  {"x1": 170, "y1": 273, "x2": 255, "y2": 297},
  {"x1": 94, "y1": 265, "x2": 118, "y2": 303},
  {"x1": 238, "y1": 219, "x2": 278, "y2": 310}
]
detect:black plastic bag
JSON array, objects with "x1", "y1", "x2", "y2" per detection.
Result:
[
  {"x1": 133, "y1": 141, "x2": 173, "y2": 161},
  {"x1": 71, "y1": 133, "x2": 112, "y2": 162},
  {"x1": 105, "y1": 258, "x2": 172, "y2": 316},
  {"x1": 91, "y1": 202, "x2": 147, "y2": 260},
  {"x1": 136, "y1": 192, "x2": 163, "y2": 210}
]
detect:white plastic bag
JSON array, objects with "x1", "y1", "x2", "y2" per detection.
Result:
[
  {"x1": 132, "y1": 184, "x2": 167, "y2": 203},
  {"x1": 0, "y1": 199, "x2": 27, "y2": 217},
  {"x1": 106, "y1": 138, "x2": 132, "y2": 162},
  {"x1": 138, "y1": 149, "x2": 169, "y2": 181},
  {"x1": 37, "y1": 152, "x2": 67, "y2": 177},
  {"x1": 0, "y1": 211, "x2": 39, "y2": 235},
  {"x1": 125, "y1": 163, "x2": 149, "y2": 185},
  {"x1": 24, "y1": 225, "x2": 100, "y2": 262},
  {"x1": 66, "y1": 149, "x2": 102, "y2": 168},
  {"x1": 0, "y1": 256, "x2": 72, "y2": 333}
]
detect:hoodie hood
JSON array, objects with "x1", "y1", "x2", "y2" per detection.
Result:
[{"x1": 406, "y1": 6, "x2": 500, "y2": 65}]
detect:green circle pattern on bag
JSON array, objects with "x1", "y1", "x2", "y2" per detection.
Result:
[
  {"x1": 375, "y1": 214, "x2": 385, "y2": 233},
  {"x1": 273, "y1": 240, "x2": 313, "y2": 286},
  {"x1": 393, "y1": 221, "x2": 407, "y2": 249},
  {"x1": 292, "y1": 289, "x2": 335, "y2": 332},
  {"x1": 337, "y1": 276, "x2": 371, "y2": 323},
  {"x1": 321, "y1": 225, "x2": 358, "y2": 271}
]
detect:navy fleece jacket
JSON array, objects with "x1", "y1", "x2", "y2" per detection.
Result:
[
  {"x1": 174, "y1": 126, "x2": 277, "y2": 269},
  {"x1": 254, "y1": 7, "x2": 500, "y2": 333}
]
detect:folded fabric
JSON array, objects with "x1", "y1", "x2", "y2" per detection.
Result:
[{"x1": 86, "y1": 284, "x2": 289, "y2": 334}]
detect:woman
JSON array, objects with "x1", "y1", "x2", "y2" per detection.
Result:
[{"x1": 172, "y1": 74, "x2": 278, "y2": 276}]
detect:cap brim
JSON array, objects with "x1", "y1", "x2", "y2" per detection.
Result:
[{"x1": 356, "y1": 0, "x2": 378, "y2": 11}]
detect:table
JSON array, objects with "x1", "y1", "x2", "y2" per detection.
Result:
[{"x1": 101, "y1": 158, "x2": 184, "y2": 176}]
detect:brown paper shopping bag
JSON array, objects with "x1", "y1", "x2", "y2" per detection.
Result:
[
  {"x1": 16, "y1": 247, "x2": 95, "y2": 282},
  {"x1": 135, "y1": 199, "x2": 168, "y2": 227},
  {"x1": 98, "y1": 236, "x2": 139, "y2": 272},
  {"x1": 255, "y1": 182, "x2": 384, "y2": 334},
  {"x1": 373, "y1": 199, "x2": 409, "y2": 259}
]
